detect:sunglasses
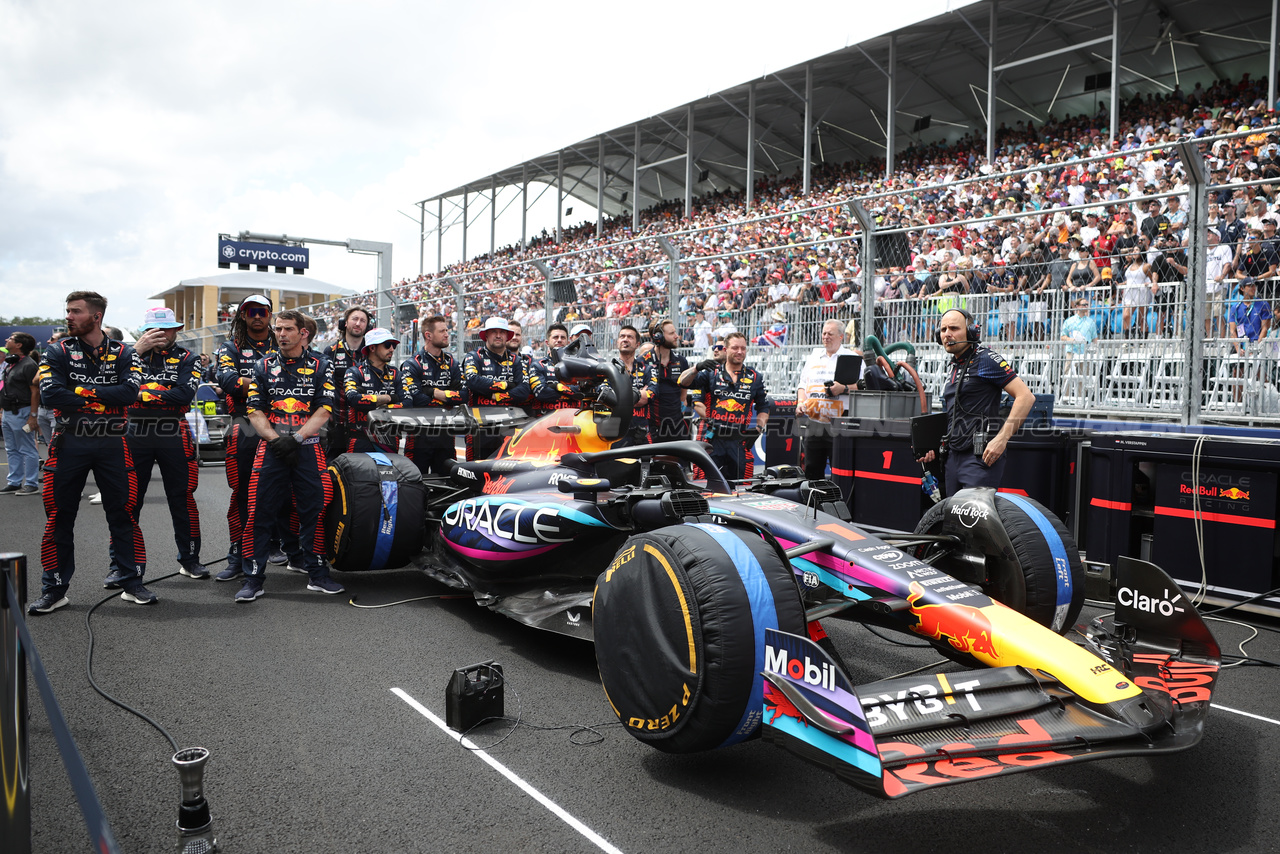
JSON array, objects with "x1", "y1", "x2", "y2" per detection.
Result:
[
  {"x1": 242, "y1": 307, "x2": 269, "y2": 318},
  {"x1": 713, "y1": 344, "x2": 725, "y2": 351}
]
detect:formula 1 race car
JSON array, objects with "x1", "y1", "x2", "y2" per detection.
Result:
[{"x1": 328, "y1": 340, "x2": 1220, "y2": 799}]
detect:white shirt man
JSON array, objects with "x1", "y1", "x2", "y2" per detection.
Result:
[{"x1": 795, "y1": 319, "x2": 860, "y2": 480}]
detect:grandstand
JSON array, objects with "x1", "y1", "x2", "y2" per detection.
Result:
[{"x1": 181, "y1": 0, "x2": 1280, "y2": 423}]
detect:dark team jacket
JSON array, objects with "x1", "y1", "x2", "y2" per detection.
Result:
[
  {"x1": 38, "y1": 336, "x2": 141, "y2": 433},
  {"x1": 215, "y1": 337, "x2": 275, "y2": 417},
  {"x1": 686, "y1": 364, "x2": 770, "y2": 434},
  {"x1": 344, "y1": 361, "x2": 403, "y2": 432},
  {"x1": 131, "y1": 345, "x2": 201, "y2": 420},
  {"x1": 246, "y1": 350, "x2": 335, "y2": 435},
  {"x1": 399, "y1": 350, "x2": 463, "y2": 407},
  {"x1": 323, "y1": 339, "x2": 363, "y2": 419},
  {"x1": 463, "y1": 345, "x2": 531, "y2": 406},
  {"x1": 620, "y1": 356, "x2": 657, "y2": 431},
  {"x1": 529, "y1": 356, "x2": 577, "y2": 414},
  {"x1": 942, "y1": 345, "x2": 1017, "y2": 452},
  {"x1": 644, "y1": 350, "x2": 690, "y2": 428}
]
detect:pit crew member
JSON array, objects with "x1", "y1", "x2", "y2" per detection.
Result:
[
  {"x1": 238, "y1": 310, "x2": 341, "y2": 602},
  {"x1": 616, "y1": 324, "x2": 656, "y2": 447},
  {"x1": 31, "y1": 291, "x2": 148, "y2": 614},
  {"x1": 344, "y1": 327, "x2": 404, "y2": 454},
  {"x1": 678, "y1": 331, "x2": 770, "y2": 483},
  {"x1": 322, "y1": 306, "x2": 369, "y2": 457},
  {"x1": 646, "y1": 319, "x2": 690, "y2": 442},
  {"x1": 530, "y1": 323, "x2": 578, "y2": 416},
  {"x1": 400, "y1": 315, "x2": 463, "y2": 476},
  {"x1": 463, "y1": 316, "x2": 531, "y2": 460},
  {"x1": 213, "y1": 295, "x2": 277, "y2": 582}
]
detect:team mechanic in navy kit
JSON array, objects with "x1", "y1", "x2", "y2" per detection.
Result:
[
  {"x1": 645, "y1": 318, "x2": 690, "y2": 442},
  {"x1": 919, "y1": 308, "x2": 1034, "y2": 496},
  {"x1": 214, "y1": 294, "x2": 278, "y2": 582},
  {"x1": 322, "y1": 305, "x2": 369, "y2": 457},
  {"x1": 616, "y1": 324, "x2": 656, "y2": 447},
  {"x1": 463, "y1": 316, "x2": 531, "y2": 460},
  {"x1": 343, "y1": 327, "x2": 404, "y2": 454},
  {"x1": 529, "y1": 323, "x2": 578, "y2": 416},
  {"x1": 677, "y1": 331, "x2": 770, "y2": 483},
  {"x1": 30, "y1": 291, "x2": 149, "y2": 615},
  {"x1": 236, "y1": 309, "x2": 342, "y2": 602},
  {"x1": 104, "y1": 307, "x2": 207, "y2": 588},
  {"x1": 400, "y1": 314, "x2": 464, "y2": 476}
]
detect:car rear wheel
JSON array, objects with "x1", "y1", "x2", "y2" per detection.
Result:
[{"x1": 593, "y1": 522, "x2": 806, "y2": 753}]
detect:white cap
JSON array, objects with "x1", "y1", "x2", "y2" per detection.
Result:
[
  {"x1": 362, "y1": 327, "x2": 400, "y2": 352},
  {"x1": 481, "y1": 317, "x2": 513, "y2": 339},
  {"x1": 569, "y1": 323, "x2": 593, "y2": 337}
]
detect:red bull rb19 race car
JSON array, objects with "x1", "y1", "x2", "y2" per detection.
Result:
[{"x1": 329, "y1": 340, "x2": 1220, "y2": 799}]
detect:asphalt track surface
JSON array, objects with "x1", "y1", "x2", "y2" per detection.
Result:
[{"x1": 4, "y1": 451, "x2": 1280, "y2": 854}]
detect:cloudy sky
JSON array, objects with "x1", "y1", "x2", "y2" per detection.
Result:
[{"x1": 0, "y1": 0, "x2": 971, "y2": 329}]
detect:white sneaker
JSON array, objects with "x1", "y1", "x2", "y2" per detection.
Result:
[{"x1": 88, "y1": 492, "x2": 103, "y2": 505}]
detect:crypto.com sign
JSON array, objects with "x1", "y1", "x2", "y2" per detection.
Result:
[{"x1": 218, "y1": 238, "x2": 309, "y2": 270}]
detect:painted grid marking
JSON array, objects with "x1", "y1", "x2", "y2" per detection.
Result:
[
  {"x1": 1213, "y1": 704, "x2": 1280, "y2": 727},
  {"x1": 392, "y1": 687, "x2": 624, "y2": 854}
]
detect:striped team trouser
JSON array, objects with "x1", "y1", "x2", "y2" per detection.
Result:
[
  {"x1": 242, "y1": 438, "x2": 332, "y2": 580},
  {"x1": 40, "y1": 431, "x2": 145, "y2": 595}
]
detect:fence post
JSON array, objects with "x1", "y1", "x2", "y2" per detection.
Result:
[
  {"x1": 1178, "y1": 140, "x2": 1208, "y2": 426},
  {"x1": 657, "y1": 237, "x2": 681, "y2": 321},
  {"x1": 532, "y1": 260, "x2": 553, "y2": 334},
  {"x1": 448, "y1": 277, "x2": 465, "y2": 360},
  {"x1": 1, "y1": 553, "x2": 30, "y2": 854},
  {"x1": 847, "y1": 201, "x2": 877, "y2": 346}
]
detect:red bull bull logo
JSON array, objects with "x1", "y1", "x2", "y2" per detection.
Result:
[
  {"x1": 716, "y1": 399, "x2": 747, "y2": 413},
  {"x1": 907, "y1": 581, "x2": 998, "y2": 659},
  {"x1": 83, "y1": 402, "x2": 106, "y2": 414},
  {"x1": 1220, "y1": 487, "x2": 1250, "y2": 500},
  {"x1": 272, "y1": 397, "x2": 310, "y2": 414}
]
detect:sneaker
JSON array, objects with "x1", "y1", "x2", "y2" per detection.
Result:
[
  {"x1": 88, "y1": 492, "x2": 102, "y2": 505},
  {"x1": 179, "y1": 561, "x2": 210, "y2": 580},
  {"x1": 17, "y1": 484, "x2": 39, "y2": 495},
  {"x1": 267, "y1": 547, "x2": 288, "y2": 565},
  {"x1": 27, "y1": 592, "x2": 69, "y2": 615},
  {"x1": 120, "y1": 583, "x2": 158, "y2": 605},
  {"x1": 286, "y1": 563, "x2": 308, "y2": 574},
  {"x1": 103, "y1": 568, "x2": 139, "y2": 589},
  {"x1": 235, "y1": 578, "x2": 265, "y2": 603},
  {"x1": 0, "y1": 484, "x2": 20, "y2": 495},
  {"x1": 306, "y1": 577, "x2": 345, "y2": 595},
  {"x1": 215, "y1": 566, "x2": 244, "y2": 583}
]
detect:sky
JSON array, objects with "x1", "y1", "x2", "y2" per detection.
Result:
[{"x1": 0, "y1": 0, "x2": 974, "y2": 330}]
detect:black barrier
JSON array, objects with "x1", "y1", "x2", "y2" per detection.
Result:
[
  {"x1": 1, "y1": 554, "x2": 30, "y2": 854},
  {"x1": 1085, "y1": 432, "x2": 1280, "y2": 615},
  {"x1": 0, "y1": 556, "x2": 121, "y2": 854},
  {"x1": 763, "y1": 399, "x2": 800, "y2": 469},
  {"x1": 829, "y1": 418, "x2": 1090, "y2": 532}
]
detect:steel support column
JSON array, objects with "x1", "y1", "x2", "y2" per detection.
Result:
[
  {"x1": 986, "y1": 2, "x2": 996, "y2": 165},
  {"x1": 462, "y1": 190, "x2": 469, "y2": 262},
  {"x1": 657, "y1": 236, "x2": 680, "y2": 320},
  {"x1": 803, "y1": 64, "x2": 813, "y2": 194},
  {"x1": 437, "y1": 198, "x2": 443, "y2": 274},
  {"x1": 1270, "y1": 0, "x2": 1277, "y2": 114},
  {"x1": 490, "y1": 177, "x2": 496, "y2": 257},
  {"x1": 1178, "y1": 140, "x2": 1208, "y2": 426},
  {"x1": 532, "y1": 260, "x2": 553, "y2": 330},
  {"x1": 521, "y1": 164, "x2": 528, "y2": 248},
  {"x1": 747, "y1": 84, "x2": 756, "y2": 212},
  {"x1": 847, "y1": 202, "x2": 876, "y2": 346},
  {"x1": 685, "y1": 106, "x2": 694, "y2": 219},
  {"x1": 885, "y1": 40, "x2": 896, "y2": 179},
  {"x1": 448, "y1": 277, "x2": 464, "y2": 359},
  {"x1": 418, "y1": 201, "x2": 424, "y2": 278},
  {"x1": 597, "y1": 136, "x2": 605, "y2": 237},
  {"x1": 633, "y1": 124, "x2": 641, "y2": 231},
  {"x1": 1110, "y1": 2, "x2": 1120, "y2": 146},
  {"x1": 557, "y1": 151, "x2": 564, "y2": 243}
]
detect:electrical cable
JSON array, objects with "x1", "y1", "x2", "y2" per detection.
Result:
[
  {"x1": 454, "y1": 664, "x2": 622, "y2": 750},
  {"x1": 1199, "y1": 586, "x2": 1280, "y2": 615},
  {"x1": 347, "y1": 593, "x2": 472, "y2": 609},
  {"x1": 1190, "y1": 434, "x2": 1210, "y2": 606}
]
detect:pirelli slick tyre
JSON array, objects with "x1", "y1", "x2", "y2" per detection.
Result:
[
  {"x1": 914, "y1": 488, "x2": 1084, "y2": 633},
  {"x1": 325, "y1": 451, "x2": 426, "y2": 572},
  {"x1": 593, "y1": 522, "x2": 806, "y2": 754}
]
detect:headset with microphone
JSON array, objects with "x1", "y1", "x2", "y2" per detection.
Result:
[
  {"x1": 935, "y1": 307, "x2": 982, "y2": 347},
  {"x1": 650, "y1": 321, "x2": 671, "y2": 348}
]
